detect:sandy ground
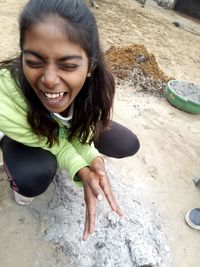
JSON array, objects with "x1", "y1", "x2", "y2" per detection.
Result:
[{"x1": 0, "y1": 0, "x2": 200, "y2": 266}]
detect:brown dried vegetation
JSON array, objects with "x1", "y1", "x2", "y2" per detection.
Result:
[{"x1": 105, "y1": 44, "x2": 174, "y2": 96}]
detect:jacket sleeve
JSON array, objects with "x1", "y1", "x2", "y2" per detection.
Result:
[{"x1": 71, "y1": 137, "x2": 101, "y2": 165}]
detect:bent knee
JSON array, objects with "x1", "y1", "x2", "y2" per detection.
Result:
[
  {"x1": 6, "y1": 159, "x2": 57, "y2": 197},
  {"x1": 117, "y1": 133, "x2": 140, "y2": 158}
]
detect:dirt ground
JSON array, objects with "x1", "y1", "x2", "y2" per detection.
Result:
[{"x1": 0, "y1": 0, "x2": 200, "y2": 266}]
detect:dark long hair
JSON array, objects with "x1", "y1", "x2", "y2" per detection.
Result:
[{"x1": 0, "y1": 0, "x2": 115, "y2": 146}]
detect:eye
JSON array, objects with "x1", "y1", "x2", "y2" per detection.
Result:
[
  {"x1": 25, "y1": 60, "x2": 43, "y2": 68},
  {"x1": 60, "y1": 64, "x2": 78, "y2": 71}
]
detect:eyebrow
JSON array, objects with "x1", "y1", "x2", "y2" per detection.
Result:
[{"x1": 22, "y1": 49, "x2": 82, "y2": 61}]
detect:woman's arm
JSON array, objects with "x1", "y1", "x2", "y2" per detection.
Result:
[{"x1": 71, "y1": 136, "x2": 101, "y2": 165}]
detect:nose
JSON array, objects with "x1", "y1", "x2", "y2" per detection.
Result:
[{"x1": 41, "y1": 65, "x2": 60, "y2": 89}]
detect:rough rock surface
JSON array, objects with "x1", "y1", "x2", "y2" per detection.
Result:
[{"x1": 39, "y1": 159, "x2": 171, "y2": 267}]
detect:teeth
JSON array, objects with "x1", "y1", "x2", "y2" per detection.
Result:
[{"x1": 45, "y1": 92, "x2": 64, "y2": 99}]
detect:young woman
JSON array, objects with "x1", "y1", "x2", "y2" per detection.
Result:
[{"x1": 0, "y1": 0, "x2": 140, "y2": 240}]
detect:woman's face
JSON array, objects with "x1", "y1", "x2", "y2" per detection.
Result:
[{"x1": 22, "y1": 17, "x2": 90, "y2": 115}]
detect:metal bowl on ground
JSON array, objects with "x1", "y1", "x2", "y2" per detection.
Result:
[{"x1": 166, "y1": 80, "x2": 200, "y2": 114}]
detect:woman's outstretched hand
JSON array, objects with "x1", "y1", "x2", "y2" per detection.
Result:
[{"x1": 78, "y1": 156, "x2": 124, "y2": 241}]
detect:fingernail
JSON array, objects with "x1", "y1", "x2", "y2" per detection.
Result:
[{"x1": 97, "y1": 194, "x2": 103, "y2": 201}]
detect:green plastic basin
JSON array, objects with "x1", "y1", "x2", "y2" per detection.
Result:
[{"x1": 166, "y1": 80, "x2": 200, "y2": 114}]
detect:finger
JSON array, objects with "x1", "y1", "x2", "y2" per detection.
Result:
[
  {"x1": 107, "y1": 192, "x2": 124, "y2": 216},
  {"x1": 99, "y1": 179, "x2": 116, "y2": 210},
  {"x1": 90, "y1": 165, "x2": 106, "y2": 178},
  {"x1": 90, "y1": 159, "x2": 106, "y2": 177},
  {"x1": 89, "y1": 178, "x2": 103, "y2": 201},
  {"x1": 83, "y1": 185, "x2": 97, "y2": 240},
  {"x1": 87, "y1": 196, "x2": 96, "y2": 234},
  {"x1": 95, "y1": 169, "x2": 106, "y2": 177},
  {"x1": 101, "y1": 181, "x2": 124, "y2": 216},
  {"x1": 82, "y1": 208, "x2": 89, "y2": 241},
  {"x1": 110, "y1": 194, "x2": 124, "y2": 217}
]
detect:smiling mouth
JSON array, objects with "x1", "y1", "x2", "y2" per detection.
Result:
[{"x1": 42, "y1": 91, "x2": 67, "y2": 104}]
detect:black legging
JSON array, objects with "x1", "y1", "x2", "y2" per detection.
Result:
[{"x1": 0, "y1": 121, "x2": 140, "y2": 197}]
